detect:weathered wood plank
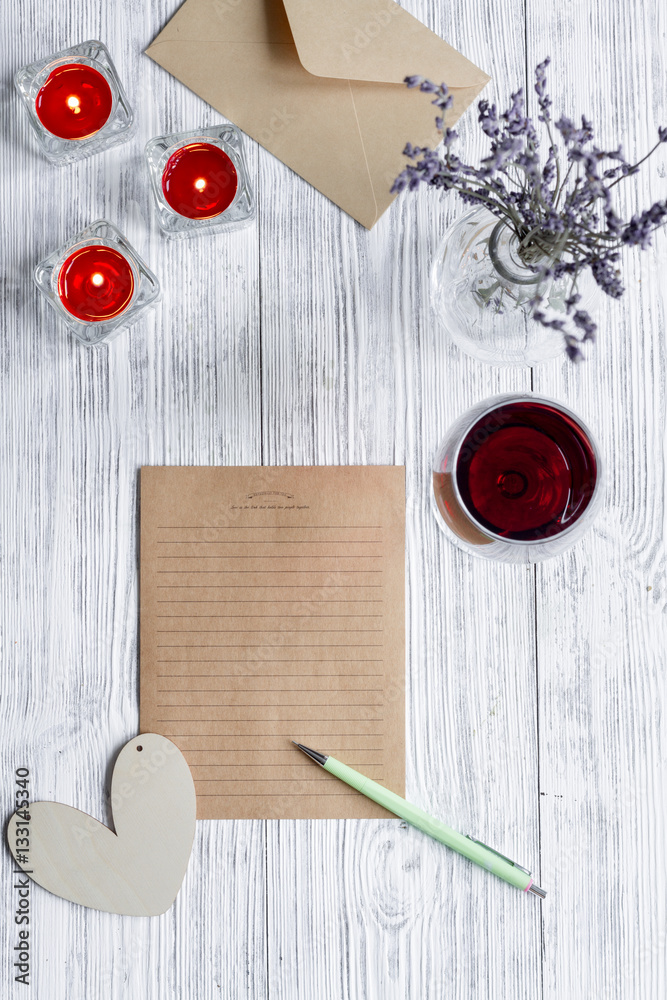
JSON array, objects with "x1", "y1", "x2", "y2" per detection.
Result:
[
  {"x1": 1, "y1": 1, "x2": 266, "y2": 995},
  {"x1": 527, "y1": 0, "x2": 667, "y2": 996},
  {"x1": 1, "y1": 0, "x2": 665, "y2": 995},
  {"x1": 260, "y1": 0, "x2": 544, "y2": 995}
]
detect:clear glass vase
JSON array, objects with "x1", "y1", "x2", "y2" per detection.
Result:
[{"x1": 431, "y1": 207, "x2": 584, "y2": 366}]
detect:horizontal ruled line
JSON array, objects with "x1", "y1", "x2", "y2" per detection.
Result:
[
  {"x1": 162, "y1": 736, "x2": 383, "y2": 753},
  {"x1": 156, "y1": 629, "x2": 383, "y2": 633},
  {"x1": 157, "y1": 676, "x2": 382, "y2": 681},
  {"x1": 157, "y1": 525, "x2": 384, "y2": 529},
  {"x1": 155, "y1": 615, "x2": 382, "y2": 619},
  {"x1": 156, "y1": 600, "x2": 384, "y2": 604},
  {"x1": 156, "y1": 571, "x2": 382, "y2": 574},
  {"x1": 193, "y1": 777, "x2": 381, "y2": 782},
  {"x1": 157, "y1": 585, "x2": 383, "y2": 589},
  {"x1": 181, "y1": 749, "x2": 383, "y2": 753},
  {"x1": 156, "y1": 670, "x2": 383, "y2": 674},
  {"x1": 157, "y1": 688, "x2": 383, "y2": 692},
  {"x1": 156, "y1": 702, "x2": 379, "y2": 707},
  {"x1": 156, "y1": 660, "x2": 382, "y2": 664},
  {"x1": 156, "y1": 718, "x2": 383, "y2": 722},
  {"x1": 197, "y1": 793, "x2": 357, "y2": 797},
  {"x1": 156, "y1": 540, "x2": 381, "y2": 544},
  {"x1": 156, "y1": 645, "x2": 383, "y2": 648}
]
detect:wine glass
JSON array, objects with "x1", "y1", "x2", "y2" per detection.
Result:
[{"x1": 432, "y1": 394, "x2": 604, "y2": 563}]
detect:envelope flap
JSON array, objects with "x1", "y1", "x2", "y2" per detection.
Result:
[
  {"x1": 147, "y1": 0, "x2": 295, "y2": 46},
  {"x1": 281, "y1": 0, "x2": 488, "y2": 88}
]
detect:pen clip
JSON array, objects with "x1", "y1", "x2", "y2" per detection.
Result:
[{"x1": 465, "y1": 835, "x2": 531, "y2": 875}]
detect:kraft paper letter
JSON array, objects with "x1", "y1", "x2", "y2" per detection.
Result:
[
  {"x1": 145, "y1": 0, "x2": 489, "y2": 228},
  {"x1": 140, "y1": 466, "x2": 405, "y2": 819}
]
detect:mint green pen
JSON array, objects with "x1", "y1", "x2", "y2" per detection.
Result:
[{"x1": 293, "y1": 743, "x2": 545, "y2": 898}]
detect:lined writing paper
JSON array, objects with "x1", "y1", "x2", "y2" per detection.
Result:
[{"x1": 139, "y1": 466, "x2": 405, "y2": 819}]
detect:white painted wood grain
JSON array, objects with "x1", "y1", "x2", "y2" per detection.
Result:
[
  {"x1": 2, "y1": 3, "x2": 265, "y2": 995},
  {"x1": 527, "y1": 1, "x2": 667, "y2": 997},
  {"x1": 1, "y1": 0, "x2": 665, "y2": 996},
  {"x1": 258, "y1": 0, "x2": 545, "y2": 993}
]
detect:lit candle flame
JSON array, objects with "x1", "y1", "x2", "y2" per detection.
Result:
[
  {"x1": 90, "y1": 272, "x2": 105, "y2": 287},
  {"x1": 66, "y1": 95, "x2": 81, "y2": 114},
  {"x1": 194, "y1": 178, "x2": 207, "y2": 192}
]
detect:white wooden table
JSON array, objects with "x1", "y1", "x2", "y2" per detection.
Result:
[{"x1": 2, "y1": 0, "x2": 666, "y2": 996}]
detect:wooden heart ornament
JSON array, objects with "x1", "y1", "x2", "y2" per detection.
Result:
[{"x1": 6, "y1": 734, "x2": 196, "y2": 916}]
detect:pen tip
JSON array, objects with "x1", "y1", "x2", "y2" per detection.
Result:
[{"x1": 292, "y1": 742, "x2": 328, "y2": 766}]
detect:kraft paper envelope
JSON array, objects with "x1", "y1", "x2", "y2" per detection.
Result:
[{"x1": 146, "y1": 0, "x2": 489, "y2": 228}]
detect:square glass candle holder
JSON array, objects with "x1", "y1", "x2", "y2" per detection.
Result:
[
  {"x1": 34, "y1": 220, "x2": 160, "y2": 345},
  {"x1": 145, "y1": 124, "x2": 255, "y2": 237},
  {"x1": 15, "y1": 40, "x2": 133, "y2": 164}
]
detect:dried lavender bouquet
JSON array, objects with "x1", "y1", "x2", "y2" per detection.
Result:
[{"x1": 393, "y1": 59, "x2": 667, "y2": 360}]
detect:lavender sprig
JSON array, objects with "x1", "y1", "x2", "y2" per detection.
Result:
[{"x1": 393, "y1": 61, "x2": 667, "y2": 360}]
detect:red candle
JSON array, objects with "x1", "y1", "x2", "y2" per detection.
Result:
[
  {"x1": 161, "y1": 142, "x2": 238, "y2": 219},
  {"x1": 57, "y1": 245, "x2": 135, "y2": 322},
  {"x1": 36, "y1": 63, "x2": 113, "y2": 140}
]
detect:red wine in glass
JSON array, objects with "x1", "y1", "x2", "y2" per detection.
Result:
[{"x1": 433, "y1": 397, "x2": 601, "y2": 559}]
